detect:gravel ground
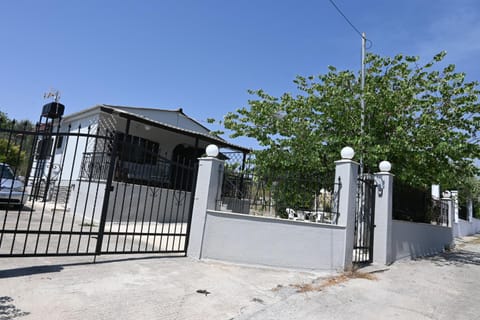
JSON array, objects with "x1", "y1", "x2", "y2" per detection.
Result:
[
  {"x1": 1, "y1": 234, "x2": 479, "y2": 320},
  {"x1": 236, "y1": 234, "x2": 480, "y2": 320}
]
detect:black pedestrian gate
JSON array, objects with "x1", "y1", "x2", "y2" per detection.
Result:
[
  {"x1": 353, "y1": 175, "x2": 376, "y2": 264},
  {"x1": 0, "y1": 120, "x2": 197, "y2": 257}
]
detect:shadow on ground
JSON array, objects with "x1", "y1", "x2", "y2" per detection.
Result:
[
  {"x1": 0, "y1": 296, "x2": 29, "y2": 319},
  {"x1": 0, "y1": 265, "x2": 64, "y2": 279},
  {"x1": 0, "y1": 254, "x2": 186, "y2": 279},
  {"x1": 425, "y1": 249, "x2": 480, "y2": 267}
]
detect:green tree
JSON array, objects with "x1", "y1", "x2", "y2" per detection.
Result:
[
  {"x1": 0, "y1": 111, "x2": 35, "y2": 174},
  {"x1": 223, "y1": 52, "x2": 480, "y2": 189}
]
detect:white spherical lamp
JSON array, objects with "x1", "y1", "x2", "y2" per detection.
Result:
[
  {"x1": 340, "y1": 147, "x2": 355, "y2": 160},
  {"x1": 205, "y1": 144, "x2": 219, "y2": 157},
  {"x1": 379, "y1": 160, "x2": 392, "y2": 172}
]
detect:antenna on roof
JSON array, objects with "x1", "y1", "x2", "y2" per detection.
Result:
[{"x1": 44, "y1": 88, "x2": 61, "y2": 103}]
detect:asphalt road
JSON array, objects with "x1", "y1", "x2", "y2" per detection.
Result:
[{"x1": 1, "y1": 235, "x2": 479, "y2": 320}]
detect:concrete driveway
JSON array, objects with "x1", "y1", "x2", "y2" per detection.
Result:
[{"x1": 1, "y1": 235, "x2": 480, "y2": 320}]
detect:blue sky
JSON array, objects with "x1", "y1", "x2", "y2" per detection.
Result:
[{"x1": 1, "y1": 0, "x2": 479, "y2": 148}]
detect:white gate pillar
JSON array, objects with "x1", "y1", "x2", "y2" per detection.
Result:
[
  {"x1": 187, "y1": 146, "x2": 224, "y2": 259},
  {"x1": 373, "y1": 161, "x2": 394, "y2": 265},
  {"x1": 334, "y1": 147, "x2": 359, "y2": 271}
]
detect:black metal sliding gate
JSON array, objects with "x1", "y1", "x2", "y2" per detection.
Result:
[
  {"x1": 0, "y1": 120, "x2": 197, "y2": 257},
  {"x1": 353, "y1": 175, "x2": 376, "y2": 264}
]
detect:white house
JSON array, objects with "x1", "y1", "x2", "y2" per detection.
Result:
[
  {"x1": 32, "y1": 104, "x2": 248, "y2": 184},
  {"x1": 29, "y1": 104, "x2": 249, "y2": 224}
]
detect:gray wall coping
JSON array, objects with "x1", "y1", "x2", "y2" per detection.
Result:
[
  {"x1": 207, "y1": 210, "x2": 346, "y2": 230},
  {"x1": 392, "y1": 219, "x2": 451, "y2": 230}
]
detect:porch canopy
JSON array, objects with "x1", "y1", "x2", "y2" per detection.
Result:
[{"x1": 102, "y1": 105, "x2": 249, "y2": 154}]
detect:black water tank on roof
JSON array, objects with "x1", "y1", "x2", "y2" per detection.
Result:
[{"x1": 42, "y1": 102, "x2": 65, "y2": 119}]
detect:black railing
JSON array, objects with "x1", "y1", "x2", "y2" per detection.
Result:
[
  {"x1": 393, "y1": 181, "x2": 448, "y2": 225},
  {"x1": 353, "y1": 176, "x2": 376, "y2": 264},
  {"x1": 459, "y1": 204, "x2": 468, "y2": 221},
  {"x1": 219, "y1": 170, "x2": 340, "y2": 224},
  {"x1": 0, "y1": 118, "x2": 198, "y2": 257}
]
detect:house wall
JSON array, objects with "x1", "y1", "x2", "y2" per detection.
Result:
[
  {"x1": 60, "y1": 116, "x2": 100, "y2": 181},
  {"x1": 28, "y1": 114, "x2": 99, "y2": 189},
  {"x1": 453, "y1": 218, "x2": 480, "y2": 238},
  {"x1": 66, "y1": 180, "x2": 106, "y2": 223},
  {"x1": 200, "y1": 210, "x2": 347, "y2": 271},
  {"x1": 391, "y1": 220, "x2": 453, "y2": 261},
  {"x1": 106, "y1": 182, "x2": 192, "y2": 223}
]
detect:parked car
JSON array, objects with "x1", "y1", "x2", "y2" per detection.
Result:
[{"x1": 0, "y1": 163, "x2": 26, "y2": 207}]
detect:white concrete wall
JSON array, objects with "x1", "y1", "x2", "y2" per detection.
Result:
[
  {"x1": 391, "y1": 220, "x2": 453, "y2": 261},
  {"x1": 56, "y1": 115, "x2": 100, "y2": 182},
  {"x1": 67, "y1": 180, "x2": 106, "y2": 223},
  {"x1": 200, "y1": 210, "x2": 347, "y2": 271},
  {"x1": 453, "y1": 218, "x2": 480, "y2": 238},
  {"x1": 67, "y1": 180, "x2": 191, "y2": 224},
  {"x1": 106, "y1": 183, "x2": 191, "y2": 223}
]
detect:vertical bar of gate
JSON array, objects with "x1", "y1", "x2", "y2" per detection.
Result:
[
  {"x1": 151, "y1": 182, "x2": 167, "y2": 251},
  {"x1": 45, "y1": 123, "x2": 65, "y2": 252},
  {"x1": 0, "y1": 121, "x2": 16, "y2": 250},
  {"x1": 368, "y1": 179, "x2": 375, "y2": 262},
  {"x1": 164, "y1": 157, "x2": 181, "y2": 251},
  {"x1": 34, "y1": 119, "x2": 57, "y2": 254},
  {"x1": 75, "y1": 126, "x2": 94, "y2": 253},
  {"x1": 66, "y1": 126, "x2": 84, "y2": 253},
  {"x1": 135, "y1": 147, "x2": 153, "y2": 252},
  {"x1": 8, "y1": 122, "x2": 28, "y2": 254},
  {"x1": 85, "y1": 129, "x2": 109, "y2": 253},
  {"x1": 177, "y1": 160, "x2": 194, "y2": 252},
  {"x1": 172, "y1": 158, "x2": 188, "y2": 251},
  {"x1": 183, "y1": 161, "x2": 198, "y2": 254},
  {"x1": 95, "y1": 133, "x2": 118, "y2": 256},
  {"x1": 56, "y1": 126, "x2": 74, "y2": 254},
  {"x1": 353, "y1": 180, "x2": 360, "y2": 263}
]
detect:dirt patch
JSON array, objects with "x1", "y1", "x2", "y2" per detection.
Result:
[
  {"x1": 455, "y1": 235, "x2": 480, "y2": 249},
  {"x1": 289, "y1": 271, "x2": 377, "y2": 293},
  {"x1": 466, "y1": 236, "x2": 480, "y2": 245}
]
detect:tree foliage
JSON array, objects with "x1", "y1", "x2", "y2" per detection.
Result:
[
  {"x1": 0, "y1": 111, "x2": 35, "y2": 174},
  {"x1": 223, "y1": 52, "x2": 480, "y2": 189}
]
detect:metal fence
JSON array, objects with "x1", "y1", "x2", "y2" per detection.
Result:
[
  {"x1": 393, "y1": 181, "x2": 448, "y2": 225},
  {"x1": 0, "y1": 120, "x2": 196, "y2": 257},
  {"x1": 218, "y1": 168, "x2": 341, "y2": 224},
  {"x1": 459, "y1": 204, "x2": 468, "y2": 221},
  {"x1": 353, "y1": 176, "x2": 376, "y2": 264}
]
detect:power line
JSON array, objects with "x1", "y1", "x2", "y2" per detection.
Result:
[{"x1": 328, "y1": 0, "x2": 372, "y2": 47}]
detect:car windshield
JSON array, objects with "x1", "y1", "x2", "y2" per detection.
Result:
[{"x1": 0, "y1": 165, "x2": 15, "y2": 180}]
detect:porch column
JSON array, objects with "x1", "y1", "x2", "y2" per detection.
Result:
[
  {"x1": 442, "y1": 197, "x2": 454, "y2": 228},
  {"x1": 467, "y1": 198, "x2": 473, "y2": 222},
  {"x1": 334, "y1": 147, "x2": 359, "y2": 271},
  {"x1": 373, "y1": 161, "x2": 394, "y2": 265},
  {"x1": 187, "y1": 145, "x2": 224, "y2": 259},
  {"x1": 451, "y1": 190, "x2": 459, "y2": 224}
]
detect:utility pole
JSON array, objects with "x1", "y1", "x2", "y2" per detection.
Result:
[{"x1": 360, "y1": 32, "x2": 366, "y2": 177}]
